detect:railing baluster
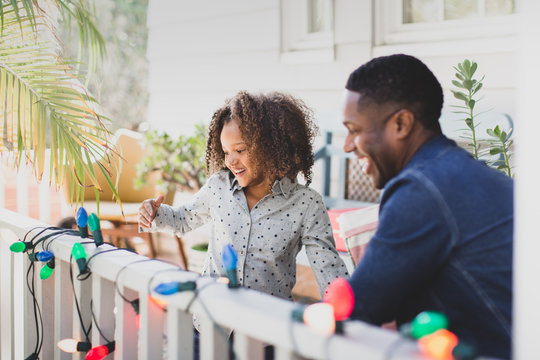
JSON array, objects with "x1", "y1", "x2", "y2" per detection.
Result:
[
  {"x1": 114, "y1": 286, "x2": 138, "y2": 360},
  {"x1": 0, "y1": 231, "x2": 16, "y2": 360},
  {"x1": 199, "y1": 315, "x2": 229, "y2": 360},
  {"x1": 37, "y1": 259, "x2": 56, "y2": 359},
  {"x1": 274, "y1": 347, "x2": 304, "y2": 360},
  {"x1": 16, "y1": 168, "x2": 29, "y2": 216},
  {"x1": 167, "y1": 305, "x2": 194, "y2": 360},
  {"x1": 21, "y1": 253, "x2": 38, "y2": 358},
  {"x1": 38, "y1": 178, "x2": 51, "y2": 224},
  {"x1": 91, "y1": 275, "x2": 115, "y2": 350},
  {"x1": 72, "y1": 264, "x2": 93, "y2": 360},
  {"x1": 233, "y1": 332, "x2": 265, "y2": 360},
  {"x1": 138, "y1": 292, "x2": 165, "y2": 359},
  {"x1": 54, "y1": 258, "x2": 74, "y2": 360}
]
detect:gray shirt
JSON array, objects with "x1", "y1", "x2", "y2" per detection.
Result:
[{"x1": 149, "y1": 170, "x2": 349, "y2": 300}]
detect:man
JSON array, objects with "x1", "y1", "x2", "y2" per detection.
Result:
[{"x1": 343, "y1": 54, "x2": 513, "y2": 359}]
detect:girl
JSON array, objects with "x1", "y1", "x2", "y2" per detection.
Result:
[{"x1": 139, "y1": 91, "x2": 348, "y2": 300}]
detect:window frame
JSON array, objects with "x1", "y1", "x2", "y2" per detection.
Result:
[
  {"x1": 374, "y1": 0, "x2": 518, "y2": 47},
  {"x1": 280, "y1": 0, "x2": 335, "y2": 64}
]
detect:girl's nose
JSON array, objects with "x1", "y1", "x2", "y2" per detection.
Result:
[{"x1": 226, "y1": 153, "x2": 238, "y2": 166}]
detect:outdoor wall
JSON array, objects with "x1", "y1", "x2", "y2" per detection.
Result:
[
  {"x1": 146, "y1": 0, "x2": 375, "y2": 135},
  {"x1": 146, "y1": 0, "x2": 518, "y2": 194}
]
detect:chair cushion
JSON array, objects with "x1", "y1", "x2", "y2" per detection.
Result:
[
  {"x1": 328, "y1": 208, "x2": 362, "y2": 252},
  {"x1": 336, "y1": 204, "x2": 379, "y2": 266}
]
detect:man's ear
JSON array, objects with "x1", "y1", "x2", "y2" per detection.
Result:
[{"x1": 391, "y1": 109, "x2": 415, "y2": 139}]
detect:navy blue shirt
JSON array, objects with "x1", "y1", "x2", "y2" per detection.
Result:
[{"x1": 348, "y1": 135, "x2": 513, "y2": 359}]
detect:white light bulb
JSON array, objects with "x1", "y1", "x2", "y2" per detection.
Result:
[
  {"x1": 303, "y1": 303, "x2": 336, "y2": 336},
  {"x1": 57, "y1": 338, "x2": 78, "y2": 353}
]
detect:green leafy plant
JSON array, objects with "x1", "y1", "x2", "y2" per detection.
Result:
[
  {"x1": 451, "y1": 59, "x2": 513, "y2": 176},
  {"x1": 486, "y1": 125, "x2": 513, "y2": 177},
  {"x1": 451, "y1": 59, "x2": 484, "y2": 160},
  {"x1": 135, "y1": 124, "x2": 207, "y2": 194}
]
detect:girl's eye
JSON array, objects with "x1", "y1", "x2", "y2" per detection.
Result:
[{"x1": 237, "y1": 149, "x2": 245, "y2": 153}]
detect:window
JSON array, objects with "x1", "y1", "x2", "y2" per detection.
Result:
[
  {"x1": 281, "y1": 0, "x2": 334, "y2": 63},
  {"x1": 375, "y1": 0, "x2": 517, "y2": 47},
  {"x1": 403, "y1": 0, "x2": 515, "y2": 23}
]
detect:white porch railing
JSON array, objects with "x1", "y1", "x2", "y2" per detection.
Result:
[{"x1": 0, "y1": 208, "x2": 426, "y2": 360}]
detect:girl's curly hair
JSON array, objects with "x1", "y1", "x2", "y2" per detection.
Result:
[{"x1": 206, "y1": 91, "x2": 318, "y2": 186}]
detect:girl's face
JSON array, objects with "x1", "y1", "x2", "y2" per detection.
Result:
[{"x1": 220, "y1": 119, "x2": 268, "y2": 189}]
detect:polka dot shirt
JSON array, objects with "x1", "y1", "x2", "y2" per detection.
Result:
[{"x1": 146, "y1": 170, "x2": 349, "y2": 300}]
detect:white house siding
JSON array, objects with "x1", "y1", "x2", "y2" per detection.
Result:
[
  {"x1": 147, "y1": 0, "x2": 517, "y2": 140},
  {"x1": 147, "y1": 0, "x2": 518, "y2": 199}
]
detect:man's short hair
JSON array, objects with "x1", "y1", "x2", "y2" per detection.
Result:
[{"x1": 345, "y1": 54, "x2": 444, "y2": 130}]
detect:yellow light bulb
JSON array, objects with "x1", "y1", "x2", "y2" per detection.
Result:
[{"x1": 303, "y1": 303, "x2": 336, "y2": 336}]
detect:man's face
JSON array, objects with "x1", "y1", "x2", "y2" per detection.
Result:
[{"x1": 342, "y1": 90, "x2": 402, "y2": 189}]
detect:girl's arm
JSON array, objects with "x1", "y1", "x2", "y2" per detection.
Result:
[
  {"x1": 302, "y1": 192, "x2": 350, "y2": 298},
  {"x1": 142, "y1": 175, "x2": 216, "y2": 235}
]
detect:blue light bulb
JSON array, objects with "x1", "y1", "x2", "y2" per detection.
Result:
[
  {"x1": 153, "y1": 281, "x2": 196, "y2": 295},
  {"x1": 222, "y1": 244, "x2": 239, "y2": 288},
  {"x1": 154, "y1": 282, "x2": 180, "y2": 295},
  {"x1": 222, "y1": 244, "x2": 237, "y2": 271},
  {"x1": 36, "y1": 251, "x2": 54, "y2": 262},
  {"x1": 76, "y1": 207, "x2": 88, "y2": 227}
]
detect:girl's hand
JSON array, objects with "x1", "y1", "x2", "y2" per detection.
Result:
[{"x1": 139, "y1": 195, "x2": 164, "y2": 228}]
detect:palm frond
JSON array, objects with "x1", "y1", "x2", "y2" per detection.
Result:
[{"x1": 0, "y1": 2, "x2": 119, "y2": 206}]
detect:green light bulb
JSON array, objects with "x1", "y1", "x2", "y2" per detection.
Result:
[
  {"x1": 72, "y1": 242, "x2": 88, "y2": 274},
  {"x1": 410, "y1": 311, "x2": 449, "y2": 339},
  {"x1": 10, "y1": 242, "x2": 28, "y2": 253},
  {"x1": 72, "y1": 243, "x2": 87, "y2": 261},
  {"x1": 40, "y1": 262, "x2": 54, "y2": 280},
  {"x1": 88, "y1": 213, "x2": 101, "y2": 232},
  {"x1": 87, "y1": 213, "x2": 103, "y2": 247}
]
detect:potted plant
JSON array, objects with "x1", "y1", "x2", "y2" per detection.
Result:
[
  {"x1": 134, "y1": 124, "x2": 209, "y2": 272},
  {"x1": 451, "y1": 59, "x2": 513, "y2": 177}
]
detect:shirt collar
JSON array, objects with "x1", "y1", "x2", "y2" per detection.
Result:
[
  {"x1": 227, "y1": 171, "x2": 297, "y2": 199},
  {"x1": 404, "y1": 134, "x2": 458, "y2": 170}
]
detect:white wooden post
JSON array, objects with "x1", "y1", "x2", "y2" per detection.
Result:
[
  {"x1": 138, "y1": 291, "x2": 165, "y2": 359},
  {"x1": 91, "y1": 276, "x2": 116, "y2": 351},
  {"x1": 167, "y1": 305, "x2": 195, "y2": 360},
  {"x1": 514, "y1": 0, "x2": 540, "y2": 359},
  {"x1": 36, "y1": 260, "x2": 56, "y2": 358},
  {"x1": 114, "y1": 286, "x2": 138, "y2": 360},
  {"x1": 199, "y1": 315, "x2": 229, "y2": 360},
  {"x1": 54, "y1": 258, "x2": 74, "y2": 360},
  {"x1": 234, "y1": 332, "x2": 265, "y2": 360},
  {"x1": 16, "y1": 168, "x2": 29, "y2": 216},
  {"x1": 71, "y1": 264, "x2": 92, "y2": 360}
]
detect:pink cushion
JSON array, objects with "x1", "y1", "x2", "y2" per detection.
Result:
[{"x1": 328, "y1": 208, "x2": 364, "y2": 252}]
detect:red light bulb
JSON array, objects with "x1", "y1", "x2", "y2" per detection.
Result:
[
  {"x1": 86, "y1": 342, "x2": 115, "y2": 360},
  {"x1": 86, "y1": 345, "x2": 108, "y2": 360},
  {"x1": 323, "y1": 278, "x2": 355, "y2": 321}
]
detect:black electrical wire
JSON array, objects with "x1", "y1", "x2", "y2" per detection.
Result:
[
  {"x1": 25, "y1": 260, "x2": 43, "y2": 359},
  {"x1": 69, "y1": 254, "x2": 92, "y2": 344},
  {"x1": 21, "y1": 226, "x2": 77, "y2": 360},
  {"x1": 90, "y1": 299, "x2": 113, "y2": 344}
]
